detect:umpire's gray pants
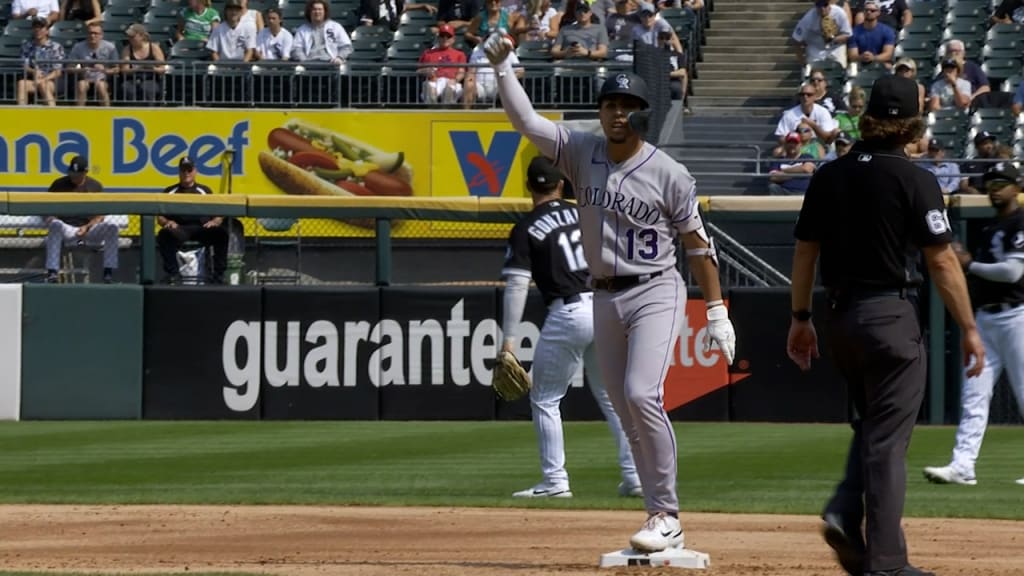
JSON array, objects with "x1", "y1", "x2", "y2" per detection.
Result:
[
  {"x1": 46, "y1": 219, "x2": 120, "y2": 271},
  {"x1": 593, "y1": 269, "x2": 685, "y2": 515}
]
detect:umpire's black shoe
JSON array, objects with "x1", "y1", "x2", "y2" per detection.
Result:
[
  {"x1": 822, "y1": 512, "x2": 865, "y2": 576},
  {"x1": 102, "y1": 268, "x2": 114, "y2": 284},
  {"x1": 45, "y1": 270, "x2": 58, "y2": 284},
  {"x1": 864, "y1": 566, "x2": 936, "y2": 576}
]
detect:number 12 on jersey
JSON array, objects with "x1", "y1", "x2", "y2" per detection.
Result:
[{"x1": 626, "y1": 228, "x2": 658, "y2": 260}]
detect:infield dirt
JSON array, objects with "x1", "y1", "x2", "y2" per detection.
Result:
[{"x1": 0, "y1": 505, "x2": 1017, "y2": 575}]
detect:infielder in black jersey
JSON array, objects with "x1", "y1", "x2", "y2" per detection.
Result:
[
  {"x1": 924, "y1": 162, "x2": 1024, "y2": 487},
  {"x1": 501, "y1": 156, "x2": 640, "y2": 499},
  {"x1": 788, "y1": 75, "x2": 983, "y2": 576}
]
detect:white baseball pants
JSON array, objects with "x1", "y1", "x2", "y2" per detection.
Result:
[
  {"x1": 529, "y1": 292, "x2": 639, "y2": 490},
  {"x1": 949, "y1": 305, "x2": 1024, "y2": 476},
  {"x1": 594, "y1": 270, "x2": 685, "y2": 515},
  {"x1": 46, "y1": 219, "x2": 120, "y2": 272}
]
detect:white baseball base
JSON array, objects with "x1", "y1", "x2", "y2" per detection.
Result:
[{"x1": 599, "y1": 547, "x2": 711, "y2": 569}]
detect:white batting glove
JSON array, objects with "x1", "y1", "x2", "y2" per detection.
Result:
[
  {"x1": 483, "y1": 30, "x2": 514, "y2": 73},
  {"x1": 705, "y1": 304, "x2": 736, "y2": 365}
]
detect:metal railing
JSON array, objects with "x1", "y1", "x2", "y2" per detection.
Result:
[{"x1": 0, "y1": 58, "x2": 632, "y2": 109}]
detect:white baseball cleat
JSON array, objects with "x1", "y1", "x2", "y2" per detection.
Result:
[
  {"x1": 1015, "y1": 477, "x2": 1024, "y2": 485},
  {"x1": 617, "y1": 482, "x2": 643, "y2": 498},
  {"x1": 629, "y1": 512, "x2": 684, "y2": 553},
  {"x1": 923, "y1": 465, "x2": 977, "y2": 486},
  {"x1": 512, "y1": 484, "x2": 573, "y2": 498}
]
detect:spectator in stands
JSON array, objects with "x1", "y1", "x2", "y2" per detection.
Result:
[
  {"x1": 514, "y1": 0, "x2": 561, "y2": 43},
  {"x1": 632, "y1": 3, "x2": 682, "y2": 52},
  {"x1": 437, "y1": 0, "x2": 481, "y2": 31},
  {"x1": 661, "y1": 29, "x2": 688, "y2": 110},
  {"x1": 59, "y1": 0, "x2": 101, "y2": 25},
  {"x1": 823, "y1": 130, "x2": 854, "y2": 160},
  {"x1": 847, "y1": 0, "x2": 895, "y2": 68},
  {"x1": 157, "y1": 156, "x2": 230, "y2": 285},
  {"x1": 894, "y1": 57, "x2": 925, "y2": 114},
  {"x1": 359, "y1": 0, "x2": 405, "y2": 31},
  {"x1": 178, "y1": 0, "x2": 221, "y2": 42},
  {"x1": 464, "y1": 32, "x2": 522, "y2": 107},
  {"x1": 238, "y1": 0, "x2": 264, "y2": 32},
  {"x1": 807, "y1": 66, "x2": 844, "y2": 114},
  {"x1": 929, "y1": 58, "x2": 972, "y2": 111},
  {"x1": 922, "y1": 139, "x2": 964, "y2": 195},
  {"x1": 11, "y1": 0, "x2": 59, "y2": 25},
  {"x1": 960, "y1": 131, "x2": 999, "y2": 194},
  {"x1": 605, "y1": 0, "x2": 639, "y2": 41},
  {"x1": 768, "y1": 132, "x2": 816, "y2": 195},
  {"x1": 16, "y1": 17, "x2": 63, "y2": 107},
  {"x1": 991, "y1": 0, "x2": 1024, "y2": 26},
  {"x1": 996, "y1": 143, "x2": 1014, "y2": 159},
  {"x1": 833, "y1": 86, "x2": 864, "y2": 139},
  {"x1": 292, "y1": 0, "x2": 353, "y2": 64},
  {"x1": 852, "y1": 0, "x2": 910, "y2": 31},
  {"x1": 44, "y1": 156, "x2": 119, "y2": 284},
  {"x1": 590, "y1": 0, "x2": 614, "y2": 24},
  {"x1": 551, "y1": 2, "x2": 608, "y2": 60},
  {"x1": 792, "y1": 0, "x2": 852, "y2": 67},
  {"x1": 467, "y1": 0, "x2": 518, "y2": 47},
  {"x1": 68, "y1": 23, "x2": 117, "y2": 106},
  {"x1": 774, "y1": 82, "x2": 838, "y2": 155},
  {"x1": 796, "y1": 121, "x2": 826, "y2": 158},
  {"x1": 207, "y1": 0, "x2": 256, "y2": 61},
  {"x1": 830, "y1": 0, "x2": 853, "y2": 26},
  {"x1": 942, "y1": 39, "x2": 989, "y2": 103},
  {"x1": 118, "y1": 24, "x2": 166, "y2": 103},
  {"x1": 419, "y1": 23, "x2": 467, "y2": 104},
  {"x1": 255, "y1": 8, "x2": 294, "y2": 60}
]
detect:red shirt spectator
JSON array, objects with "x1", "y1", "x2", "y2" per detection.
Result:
[{"x1": 418, "y1": 24, "x2": 467, "y2": 81}]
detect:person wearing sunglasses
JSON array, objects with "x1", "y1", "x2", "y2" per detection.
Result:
[
  {"x1": 773, "y1": 81, "x2": 838, "y2": 156},
  {"x1": 924, "y1": 162, "x2": 1024, "y2": 489},
  {"x1": 847, "y1": 0, "x2": 895, "y2": 68},
  {"x1": 793, "y1": 0, "x2": 852, "y2": 67},
  {"x1": 806, "y1": 67, "x2": 844, "y2": 114},
  {"x1": 156, "y1": 156, "x2": 230, "y2": 285},
  {"x1": 852, "y1": 0, "x2": 911, "y2": 31}
]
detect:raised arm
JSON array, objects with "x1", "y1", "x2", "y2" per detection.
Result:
[{"x1": 487, "y1": 33, "x2": 563, "y2": 159}]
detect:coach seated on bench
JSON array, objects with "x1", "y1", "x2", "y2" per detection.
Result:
[
  {"x1": 156, "y1": 155, "x2": 230, "y2": 284},
  {"x1": 45, "y1": 155, "x2": 120, "y2": 284}
]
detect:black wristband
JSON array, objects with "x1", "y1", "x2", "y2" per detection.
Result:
[{"x1": 792, "y1": 309, "x2": 812, "y2": 322}]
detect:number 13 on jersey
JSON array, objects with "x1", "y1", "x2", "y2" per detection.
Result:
[{"x1": 626, "y1": 228, "x2": 658, "y2": 260}]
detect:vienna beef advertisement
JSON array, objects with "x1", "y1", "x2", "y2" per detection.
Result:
[{"x1": 0, "y1": 109, "x2": 557, "y2": 238}]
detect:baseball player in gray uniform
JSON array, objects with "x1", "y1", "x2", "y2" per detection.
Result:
[
  {"x1": 484, "y1": 32, "x2": 737, "y2": 553},
  {"x1": 503, "y1": 156, "x2": 642, "y2": 499}
]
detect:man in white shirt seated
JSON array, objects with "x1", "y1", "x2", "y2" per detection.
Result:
[
  {"x1": 464, "y1": 32, "x2": 523, "y2": 108},
  {"x1": 11, "y1": 0, "x2": 59, "y2": 25},
  {"x1": 207, "y1": 0, "x2": 257, "y2": 62},
  {"x1": 255, "y1": 7, "x2": 293, "y2": 61},
  {"x1": 773, "y1": 82, "x2": 838, "y2": 155}
]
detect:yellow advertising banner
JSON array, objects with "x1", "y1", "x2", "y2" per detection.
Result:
[{"x1": 0, "y1": 109, "x2": 559, "y2": 238}]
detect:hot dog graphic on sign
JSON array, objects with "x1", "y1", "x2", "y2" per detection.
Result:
[{"x1": 259, "y1": 119, "x2": 414, "y2": 198}]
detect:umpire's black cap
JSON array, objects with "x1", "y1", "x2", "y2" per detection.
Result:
[
  {"x1": 866, "y1": 75, "x2": 920, "y2": 119},
  {"x1": 526, "y1": 156, "x2": 563, "y2": 192},
  {"x1": 598, "y1": 73, "x2": 650, "y2": 109}
]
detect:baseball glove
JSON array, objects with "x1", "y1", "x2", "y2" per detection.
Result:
[
  {"x1": 820, "y1": 12, "x2": 839, "y2": 42},
  {"x1": 492, "y1": 350, "x2": 531, "y2": 401}
]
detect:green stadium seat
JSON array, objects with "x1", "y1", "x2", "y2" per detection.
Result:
[
  {"x1": 982, "y1": 36, "x2": 1023, "y2": 60},
  {"x1": 981, "y1": 58, "x2": 1022, "y2": 83}
]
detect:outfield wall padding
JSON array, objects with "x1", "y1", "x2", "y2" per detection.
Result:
[
  {"x1": 21, "y1": 285, "x2": 143, "y2": 420},
  {"x1": 0, "y1": 285, "x2": 21, "y2": 421}
]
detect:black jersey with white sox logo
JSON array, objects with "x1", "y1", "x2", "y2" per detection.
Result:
[
  {"x1": 970, "y1": 208, "x2": 1024, "y2": 308},
  {"x1": 502, "y1": 199, "x2": 589, "y2": 304}
]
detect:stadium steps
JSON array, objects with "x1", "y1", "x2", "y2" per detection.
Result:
[
  {"x1": 669, "y1": 115, "x2": 779, "y2": 195},
  {"x1": 689, "y1": 0, "x2": 807, "y2": 115}
]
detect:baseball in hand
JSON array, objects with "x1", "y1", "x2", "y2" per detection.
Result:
[{"x1": 484, "y1": 31, "x2": 513, "y2": 66}]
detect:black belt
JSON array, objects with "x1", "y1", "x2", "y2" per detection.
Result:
[
  {"x1": 591, "y1": 270, "x2": 664, "y2": 292},
  {"x1": 827, "y1": 287, "x2": 918, "y2": 301},
  {"x1": 979, "y1": 302, "x2": 1024, "y2": 313}
]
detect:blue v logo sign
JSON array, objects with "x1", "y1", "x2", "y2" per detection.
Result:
[{"x1": 449, "y1": 131, "x2": 522, "y2": 196}]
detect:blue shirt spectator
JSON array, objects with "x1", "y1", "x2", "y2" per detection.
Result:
[
  {"x1": 921, "y1": 139, "x2": 963, "y2": 194},
  {"x1": 768, "y1": 133, "x2": 817, "y2": 195},
  {"x1": 847, "y1": 1, "x2": 895, "y2": 66}
]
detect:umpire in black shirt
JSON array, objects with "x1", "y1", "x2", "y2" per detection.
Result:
[
  {"x1": 156, "y1": 156, "x2": 230, "y2": 284},
  {"x1": 786, "y1": 75, "x2": 985, "y2": 576}
]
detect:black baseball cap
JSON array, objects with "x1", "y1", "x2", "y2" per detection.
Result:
[
  {"x1": 974, "y1": 130, "x2": 997, "y2": 146},
  {"x1": 982, "y1": 162, "x2": 1020, "y2": 184},
  {"x1": 598, "y1": 72, "x2": 650, "y2": 109},
  {"x1": 179, "y1": 156, "x2": 196, "y2": 170},
  {"x1": 68, "y1": 155, "x2": 88, "y2": 173},
  {"x1": 928, "y1": 138, "x2": 943, "y2": 150},
  {"x1": 941, "y1": 58, "x2": 959, "y2": 70},
  {"x1": 31, "y1": 16, "x2": 47, "y2": 27},
  {"x1": 527, "y1": 156, "x2": 563, "y2": 192},
  {"x1": 835, "y1": 131, "x2": 853, "y2": 145},
  {"x1": 576, "y1": 1, "x2": 591, "y2": 12},
  {"x1": 866, "y1": 75, "x2": 920, "y2": 119}
]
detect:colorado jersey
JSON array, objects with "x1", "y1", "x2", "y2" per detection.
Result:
[
  {"x1": 502, "y1": 199, "x2": 590, "y2": 304},
  {"x1": 970, "y1": 208, "x2": 1024, "y2": 307},
  {"x1": 551, "y1": 131, "x2": 701, "y2": 278}
]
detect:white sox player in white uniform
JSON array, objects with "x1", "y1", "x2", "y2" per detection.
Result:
[
  {"x1": 923, "y1": 163, "x2": 1024, "y2": 487},
  {"x1": 484, "y1": 32, "x2": 737, "y2": 553},
  {"x1": 502, "y1": 156, "x2": 642, "y2": 499}
]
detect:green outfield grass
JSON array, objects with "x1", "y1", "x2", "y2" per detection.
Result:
[{"x1": 0, "y1": 421, "x2": 1020, "y2": 520}]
